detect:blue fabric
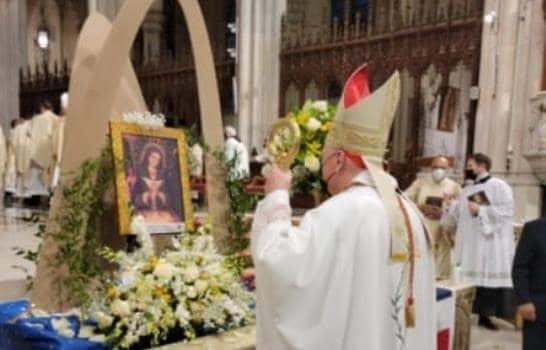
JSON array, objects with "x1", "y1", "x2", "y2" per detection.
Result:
[{"x1": 0, "y1": 299, "x2": 107, "y2": 350}]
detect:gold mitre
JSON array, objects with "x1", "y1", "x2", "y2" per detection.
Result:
[
  {"x1": 325, "y1": 64, "x2": 400, "y2": 157},
  {"x1": 326, "y1": 64, "x2": 410, "y2": 262}
]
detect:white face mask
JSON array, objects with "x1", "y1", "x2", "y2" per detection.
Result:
[{"x1": 432, "y1": 168, "x2": 447, "y2": 183}]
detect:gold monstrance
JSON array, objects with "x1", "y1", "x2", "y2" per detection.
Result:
[{"x1": 266, "y1": 118, "x2": 301, "y2": 171}]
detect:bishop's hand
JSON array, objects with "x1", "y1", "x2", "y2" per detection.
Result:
[{"x1": 264, "y1": 164, "x2": 292, "y2": 194}]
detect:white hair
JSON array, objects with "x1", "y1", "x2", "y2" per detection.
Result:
[{"x1": 224, "y1": 125, "x2": 237, "y2": 138}]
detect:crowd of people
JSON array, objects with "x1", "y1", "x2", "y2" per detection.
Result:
[
  {"x1": 404, "y1": 153, "x2": 544, "y2": 348},
  {"x1": 1, "y1": 95, "x2": 66, "y2": 208},
  {"x1": 249, "y1": 66, "x2": 544, "y2": 350}
]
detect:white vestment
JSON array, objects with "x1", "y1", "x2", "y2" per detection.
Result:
[
  {"x1": 9, "y1": 121, "x2": 32, "y2": 197},
  {"x1": 4, "y1": 128, "x2": 17, "y2": 193},
  {"x1": 443, "y1": 175, "x2": 514, "y2": 288},
  {"x1": 251, "y1": 172, "x2": 436, "y2": 350},
  {"x1": 189, "y1": 143, "x2": 204, "y2": 177},
  {"x1": 0, "y1": 125, "x2": 7, "y2": 190},
  {"x1": 405, "y1": 176, "x2": 461, "y2": 279},
  {"x1": 26, "y1": 110, "x2": 60, "y2": 196},
  {"x1": 225, "y1": 137, "x2": 250, "y2": 178}
]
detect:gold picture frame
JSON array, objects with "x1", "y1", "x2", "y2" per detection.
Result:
[{"x1": 110, "y1": 121, "x2": 194, "y2": 235}]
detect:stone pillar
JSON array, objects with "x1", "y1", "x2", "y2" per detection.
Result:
[
  {"x1": 88, "y1": 0, "x2": 125, "y2": 21},
  {"x1": 475, "y1": 0, "x2": 544, "y2": 221},
  {"x1": 141, "y1": 0, "x2": 163, "y2": 64},
  {"x1": 0, "y1": 0, "x2": 22, "y2": 131},
  {"x1": 237, "y1": 0, "x2": 254, "y2": 147},
  {"x1": 237, "y1": 0, "x2": 286, "y2": 151}
]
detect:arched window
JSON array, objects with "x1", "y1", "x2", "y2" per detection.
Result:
[
  {"x1": 305, "y1": 81, "x2": 320, "y2": 101},
  {"x1": 330, "y1": 0, "x2": 369, "y2": 24},
  {"x1": 331, "y1": 0, "x2": 345, "y2": 23}
]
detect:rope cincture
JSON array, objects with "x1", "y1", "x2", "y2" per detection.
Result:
[{"x1": 397, "y1": 195, "x2": 416, "y2": 328}]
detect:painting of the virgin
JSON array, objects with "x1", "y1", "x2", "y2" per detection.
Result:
[{"x1": 111, "y1": 121, "x2": 193, "y2": 235}]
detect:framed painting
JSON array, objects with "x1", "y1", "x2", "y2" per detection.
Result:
[{"x1": 110, "y1": 121, "x2": 194, "y2": 235}]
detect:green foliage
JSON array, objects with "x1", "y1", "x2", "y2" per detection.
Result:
[
  {"x1": 12, "y1": 142, "x2": 116, "y2": 306},
  {"x1": 46, "y1": 142, "x2": 115, "y2": 306},
  {"x1": 286, "y1": 100, "x2": 336, "y2": 195},
  {"x1": 212, "y1": 149, "x2": 257, "y2": 260}
]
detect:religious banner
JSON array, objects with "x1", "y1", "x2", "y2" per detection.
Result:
[{"x1": 110, "y1": 121, "x2": 193, "y2": 235}]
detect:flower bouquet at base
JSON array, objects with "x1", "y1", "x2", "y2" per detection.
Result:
[
  {"x1": 285, "y1": 100, "x2": 336, "y2": 207},
  {"x1": 87, "y1": 216, "x2": 255, "y2": 349}
]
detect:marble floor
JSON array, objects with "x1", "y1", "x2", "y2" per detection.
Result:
[{"x1": 0, "y1": 208, "x2": 523, "y2": 349}]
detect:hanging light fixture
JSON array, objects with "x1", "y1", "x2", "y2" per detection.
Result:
[{"x1": 35, "y1": 6, "x2": 50, "y2": 51}]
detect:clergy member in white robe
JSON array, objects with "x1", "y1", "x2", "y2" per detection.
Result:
[
  {"x1": 443, "y1": 153, "x2": 514, "y2": 330},
  {"x1": 27, "y1": 101, "x2": 60, "y2": 198},
  {"x1": 4, "y1": 120, "x2": 19, "y2": 196},
  {"x1": 50, "y1": 93, "x2": 68, "y2": 190},
  {"x1": 0, "y1": 124, "x2": 7, "y2": 192},
  {"x1": 10, "y1": 119, "x2": 32, "y2": 198},
  {"x1": 251, "y1": 65, "x2": 436, "y2": 350},
  {"x1": 405, "y1": 155, "x2": 461, "y2": 279},
  {"x1": 224, "y1": 125, "x2": 250, "y2": 179}
]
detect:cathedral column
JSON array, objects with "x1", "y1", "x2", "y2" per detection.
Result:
[
  {"x1": 236, "y1": 0, "x2": 254, "y2": 148},
  {"x1": 141, "y1": 1, "x2": 163, "y2": 64},
  {"x1": 0, "y1": 0, "x2": 22, "y2": 131},
  {"x1": 87, "y1": 0, "x2": 125, "y2": 21},
  {"x1": 475, "y1": 0, "x2": 544, "y2": 221},
  {"x1": 237, "y1": 0, "x2": 286, "y2": 151}
]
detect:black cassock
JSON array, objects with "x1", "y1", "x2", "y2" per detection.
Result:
[{"x1": 512, "y1": 218, "x2": 546, "y2": 350}]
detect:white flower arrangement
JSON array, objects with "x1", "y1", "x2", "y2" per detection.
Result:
[
  {"x1": 304, "y1": 155, "x2": 321, "y2": 173},
  {"x1": 51, "y1": 317, "x2": 75, "y2": 338},
  {"x1": 305, "y1": 117, "x2": 322, "y2": 132},
  {"x1": 87, "y1": 220, "x2": 255, "y2": 349},
  {"x1": 311, "y1": 100, "x2": 328, "y2": 112},
  {"x1": 122, "y1": 111, "x2": 166, "y2": 129}
]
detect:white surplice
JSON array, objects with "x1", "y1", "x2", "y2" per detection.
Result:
[
  {"x1": 225, "y1": 137, "x2": 250, "y2": 178},
  {"x1": 405, "y1": 176, "x2": 461, "y2": 279},
  {"x1": 443, "y1": 175, "x2": 514, "y2": 288},
  {"x1": 251, "y1": 172, "x2": 436, "y2": 350}
]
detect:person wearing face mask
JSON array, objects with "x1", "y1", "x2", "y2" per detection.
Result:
[
  {"x1": 404, "y1": 156, "x2": 461, "y2": 280},
  {"x1": 443, "y1": 153, "x2": 515, "y2": 331},
  {"x1": 250, "y1": 65, "x2": 436, "y2": 350}
]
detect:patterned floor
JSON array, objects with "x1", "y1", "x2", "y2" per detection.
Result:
[{"x1": 0, "y1": 208, "x2": 524, "y2": 348}]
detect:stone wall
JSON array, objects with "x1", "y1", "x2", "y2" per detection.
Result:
[
  {"x1": 0, "y1": 0, "x2": 23, "y2": 130},
  {"x1": 475, "y1": 0, "x2": 545, "y2": 222}
]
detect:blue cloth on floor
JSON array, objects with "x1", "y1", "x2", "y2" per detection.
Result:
[{"x1": 0, "y1": 299, "x2": 107, "y2": 350}]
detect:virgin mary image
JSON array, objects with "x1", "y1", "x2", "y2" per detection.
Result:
[{"x1": 131, "y1": 142, "x2": 181, "y2": 224}]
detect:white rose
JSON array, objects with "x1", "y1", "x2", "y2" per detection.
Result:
[
  {"x1": 305, "y1": 117, "x2": 322, "y2": 132},
  {"x1": 111, "y1": 299, "x2": 131, "y2": 317},
  {"x1": 175, "y1": 304, "x2": 190, "y2": 326},
  {"x1": 183, "y1": 266, "x2": 200, "y2": 283},
  {"x1": 51, "y1": 318, "x2": 75, "y2": 338},
  {"x1": 186, "y1": 286, "x2": 197, "y2": 299},
  {"x1": 304, "y1": 155, "x2": 320, "y2": 173},
  {"x1": 220, "y1": 271, "x2": 234, "y2": 284},
  {"x1": 92, "y1": 311, "x2": 114, "y2": 328},
  {"x1": 78, "y1": 325, "x2": 96, "y2": 339},
  {"x1": 205, "y1": 263, "x2": 222, "y2": 276},
  {"x1": 89, "y1": 334, "x2": 106, "y2": 343},
  {"x1": 195, "y1": 279, "x2": 209, "y2": 295},
  {"x1": 153, "y1": 262, "x2": 177, "y2": 280},
  {"x1": 223, "y1": 299, "x2": 242, "y2": 316},
  {"x1": 130, "y1": 215, "x2": 147, "y2": 236},
  {"x1": 120, "y1": 270, "x2": 136, "y2": 287},
  {"x1": 312, "y1": 100, "x2": 328, "y2": 112}
]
